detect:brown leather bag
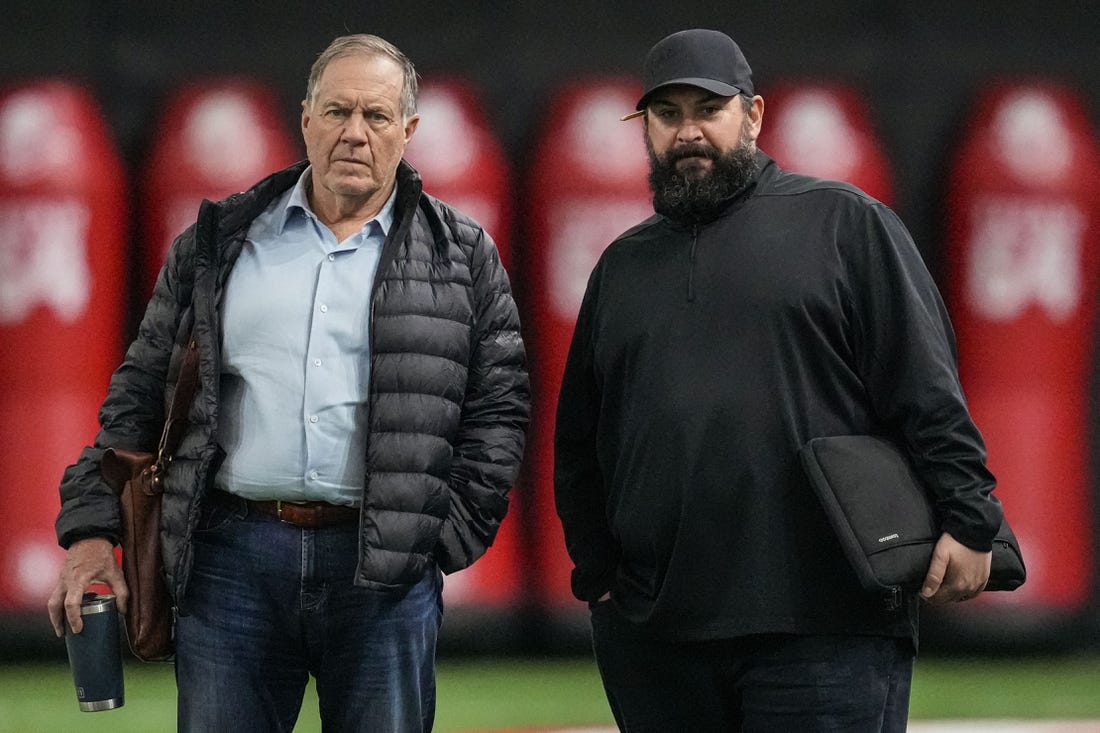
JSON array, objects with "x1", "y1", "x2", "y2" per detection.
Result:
[{"x1": 99, "y1": 338, "x2": 200, "y2": 662}]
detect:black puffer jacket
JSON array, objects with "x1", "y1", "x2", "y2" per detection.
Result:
[{"x1": 56, "y1": 160, "x2": 530, "y2": 599}]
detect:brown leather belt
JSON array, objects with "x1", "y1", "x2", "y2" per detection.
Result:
[{"x1": 212, "y1": 490, "x2": 360, "y2": 528}]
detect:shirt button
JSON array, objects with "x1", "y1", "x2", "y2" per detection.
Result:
[
  {"x1": 309, "y1": 470, "x2": 319, "y2": 480},
  {"x1": 309, "y1": 415, "x2": 319, "y2": 423},
  {"x1": 313, "y1": 359, "x2": 322, "y2": 367},
  {"x1": 320, "y1": 304, "x2": 328, "y2": 313},
  {"x1": 328, "y1": 254, "x2": 335, "y2": 262}
]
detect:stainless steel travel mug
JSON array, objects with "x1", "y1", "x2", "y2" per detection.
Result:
[{"x1": 64, "y1": 593, "x2": 125, "y2": 711}]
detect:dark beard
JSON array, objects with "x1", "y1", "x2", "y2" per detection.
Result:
[{"x1": 647, "y1": 138, "x2": 758, "y2": 224}]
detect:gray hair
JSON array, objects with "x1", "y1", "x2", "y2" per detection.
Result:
[{"x1": 304, "y1": 34, "x2": 419, "y2": 119}]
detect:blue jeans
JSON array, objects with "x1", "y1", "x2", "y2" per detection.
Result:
[
  {"x1": 591, "y1": 602, "x2": 913, "y2": 732},
  {"x1": 175, "y1": 494, "x2": 443, "y2": 732}
]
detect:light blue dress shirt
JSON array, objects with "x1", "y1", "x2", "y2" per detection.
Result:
[{"x1": 214, "y1": 168, "x2": 395, "y2": 506}]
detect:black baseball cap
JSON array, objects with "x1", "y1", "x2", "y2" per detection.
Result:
[{"x1": 622, "y1": 29, "x2": 754, "y2": 120}]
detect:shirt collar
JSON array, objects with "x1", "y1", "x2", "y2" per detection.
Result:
[{"x1": 279, "y1": 165, "x2": 398, "y2": 237}]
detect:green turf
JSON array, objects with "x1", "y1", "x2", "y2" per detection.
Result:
[
  {"x1": 2, "y1": 655, "x2": 1099, "y2": 732},
  {"x1": 910, "y1": 655, "x2": 1100, "y2": 718}
]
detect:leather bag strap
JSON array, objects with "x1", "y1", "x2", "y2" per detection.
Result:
[{"x1": 155, "y1": 337, "x2": 200, "y2": 466}]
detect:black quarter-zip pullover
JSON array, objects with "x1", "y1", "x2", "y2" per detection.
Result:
[{"x1": 555, "y1": 151, "x2": 1001, "y2": 644}]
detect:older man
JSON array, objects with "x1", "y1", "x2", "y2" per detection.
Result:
[
  {"x1": 49, "y1": 34, "x2": 529, "y2": 732},
  {"x1": 554, "y1": 29, "x2": 1002, "y2": 731}
]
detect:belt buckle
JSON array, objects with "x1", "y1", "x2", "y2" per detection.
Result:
[{"x1": 275, "y1": 500, "x2": 284, "y2": 520}]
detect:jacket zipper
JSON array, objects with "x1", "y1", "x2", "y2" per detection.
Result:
[{"x1": 687, "y1": 225, "x2": 699, "y2": 302}]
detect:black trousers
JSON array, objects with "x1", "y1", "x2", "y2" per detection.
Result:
[{"x1": 590, "y1": 602, "x2": 914, "y2": 732}]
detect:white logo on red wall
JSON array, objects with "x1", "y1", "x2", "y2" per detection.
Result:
[
  {"x1": 772, "y1": 91, "x2": 859, "y2": 181},
  {"x1": 0, "y1": 90, "x2": 82, "y2": 182},
  {"x1": 17, "y1": 541, "x2": 64, "y2": 601},
  {"x1": 967, "y1": 196, "x2": 1084, "y2": 322},
  {"x1": 549, "y1": 197, "x2": 654, "y2": 319},
  {"x1": 0, "y1": 200, "x2": 92, "y2": 323},
  {"x1": 546, "y1": 88, "x2": 652, "y2": 318},
  {"x1": 565, "y1": 90, "x2": 648, "y2": 183},
  {"x1": 408, "y1": 87, "x2": 478, "y2": 182},
  {"x1": 185, "y1": 92, "x2": 269, "y2": 182},
  {"x1": 992, "y1": 92, "x2": 1073, "y2": 186}
]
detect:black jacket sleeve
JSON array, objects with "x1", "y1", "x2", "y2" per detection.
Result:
[
  {"x1": 850, "y1": 203, "x2": 1003, "y2": 551},
  {"x1": 435, "y1": 225, "x2": 530, "y2": 573},
  {"x1": 55, "y1": 226, "x2": 195, "y2": 548},
  {"x1": 554, "y1": 262, "x2": 620, "y2": 602}
]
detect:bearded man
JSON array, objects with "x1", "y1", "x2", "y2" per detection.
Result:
[{"x1": 553, "y1": 29, "x2": 1003, "y2": 732}]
